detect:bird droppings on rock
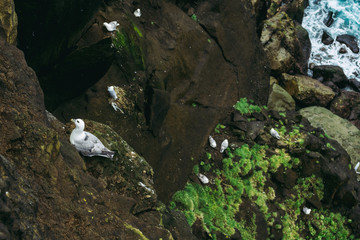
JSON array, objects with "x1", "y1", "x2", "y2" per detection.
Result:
[{"x1": 107, "y1": 86, "x2": 132, "y2": 114}]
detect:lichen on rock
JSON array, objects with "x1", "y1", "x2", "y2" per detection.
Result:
[{"x1": 0, "y1": 0, "x2": 17, "y2": 44}]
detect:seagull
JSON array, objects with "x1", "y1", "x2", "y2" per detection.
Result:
[
  {"x1": 70, "y1": 119, "x2": 115, "y2": 159},
  {"x1": 103, "y1": 21, "x2": 119, "y2": 32}
]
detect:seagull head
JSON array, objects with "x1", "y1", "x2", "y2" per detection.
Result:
[{"x1": 71, "y1": 118, "x2": 85, "y2": 131}]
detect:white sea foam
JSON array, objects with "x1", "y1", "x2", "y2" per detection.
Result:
[{"x1": 302, "y1": 0, "x2": 360, "y2": 82}]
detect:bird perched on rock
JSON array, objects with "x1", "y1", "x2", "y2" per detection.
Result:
[
  {"x1": 103, "y1": 21, "x2": 119, "y2": 32},
  {"x1": 70, "y1": 119, "x2": 115, "y2": 159}
]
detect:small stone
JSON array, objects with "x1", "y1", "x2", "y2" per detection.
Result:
[
  {"x1": 321, "y1": 31, "x2": 334, "y2": 45},
  {"x1": 339, "y1": 48, "x2": 347, "y2": 54}
]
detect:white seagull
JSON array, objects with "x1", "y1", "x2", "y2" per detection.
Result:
[
  {"x1": 103, "y1": 21, "x2": 119, "y2": 32},
  {"x1": 70, "y1": 119, "x2": 115, "y2": 159}
]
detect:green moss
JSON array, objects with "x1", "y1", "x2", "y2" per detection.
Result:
[
  {"x1": 326, "y1": 142, "x2": 336, "y2": 151},
  {"x1": 133, "y1": 24, "x2": 143, "y2": 38},
  {"x1": 214, "y1": 123, "x2": 226, "y2": 133},
  {"x1": 233, "y1": 98, "x2": 265, "y2": 115},
  {"x1": 193, "y1": 165, "x2": 199, "y2": 175},
  {"x1": 170, "y1": 144, "x2": 271, "y2": 238},
  {"x1": 111, "y1": 28, "x2": 145, "y2": 70}
]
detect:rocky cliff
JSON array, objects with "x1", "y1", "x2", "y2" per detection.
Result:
[{"x1": 1, "y1": 0, "x2": 359, "y2": 239}]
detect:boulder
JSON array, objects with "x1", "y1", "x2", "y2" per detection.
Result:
[
  {"x1": 299, "y1": 106, "x2": 360, "y2": 181},
  {"x1": 321, "y1": 31, "x2": 334, "y2": 45},
  {"x1": 323, "y1": 11, "x2": 334, "y2": 27},
  {"x1": 260, "y1": 12, "x2": 306, "y2": 74},
  {"x1": 330, "y1": 91, "x2": 360, "y2": 129},
  {"x1": 336, "y1": 34, "x2": 359, "y2": 54},
  {"x1": 266, "y1": 0, "x2": 308, "y2": 23},
  {"x1": 282, "y1": 73, "x2": 335, "y2": 107},
  {"x1": 267, "y1": 83, "x2": 296, "y2": 111},
  {"x1": 312, "y1": 65, "x2": 350, "y2": 93}
]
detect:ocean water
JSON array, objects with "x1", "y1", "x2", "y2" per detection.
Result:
[{"x1": 302, "y1": 0, "x2": 360, "y2": 82}]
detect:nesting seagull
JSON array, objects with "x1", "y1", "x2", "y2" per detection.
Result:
[
  {"x1": 103, "y1": 21, "x2": 119, "y2": 32},
  {"x1": 70, "y1": 119, "x2": 115, "y2": 159}
]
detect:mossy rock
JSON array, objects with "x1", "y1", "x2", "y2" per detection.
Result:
[
  {"x1": 68, "y1": 119, "x2": 156, "y2": 202},
  {"x1": 300, "y1": 106, "x2": 360, "y2": 180}
]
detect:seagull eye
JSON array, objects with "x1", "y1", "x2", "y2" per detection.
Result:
[{"x1": 77, "y1": 120, "x2": 79, "y2": 123}]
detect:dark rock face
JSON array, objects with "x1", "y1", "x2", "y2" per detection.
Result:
[
  {"x1": 0, "y1": 20, "x2": 195, "y2": 239},
  {"x1": 336, "y1": 34, "x2": 360, "y2": 53},
  {"x1": 321, "y1": 31, "x2": 334, "y2": 45},
  {"x1": 312, "y1": 65, "x2": 350, "y2": 93},
  {"x1": 14, "y1": 0, "x2": 103, "y2": 72},
  {"x1": 330, "y1": 91, "x2": 360, "y2": 129},
  {"x1": 295, "y1": 22, "x2": 311, "y2": 74},
  {"x1": 53, "y1": 0, "x2": 270, "y2": 202}
]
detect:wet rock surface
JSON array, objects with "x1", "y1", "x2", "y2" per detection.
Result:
[
  {"x1": 321, "y1": 31, "x2": 334, "y2": 45},
  {"x1": 312, "y1": 65, "x2": 351, "y2": 94},
  {"x1": 336, "y1": 34, "x2": 359, "y2": 54}
]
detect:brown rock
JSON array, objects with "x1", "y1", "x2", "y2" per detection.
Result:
[
  {"x1": 330, "y1": 90, "x2": 360, "y2": 129},
  {"x1": 0, "y1": 13, "x2": 195, "y2": 239},
  {"x1": 261, "y1": 12, "x2": 305, "y2": 74},
  {"x1": 0, "y1": 0, "x2": 17, "y2": 44},
  {"x1": 267, "y1": 83, "x2": 296, "y2": 111},
  {"x1": 282, "y1": 73, "x2": 335, "y2": 106}
]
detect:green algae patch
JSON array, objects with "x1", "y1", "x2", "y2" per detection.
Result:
[
  {"x1": 133, "y1": 24, "x2": 143, "y2": 38},
  {"x1": 124, "y1": 222, "x2": 149, "y2": 240},
  {"x1": 111, "y1": 28, "x2": 145, "y2": 71}
]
